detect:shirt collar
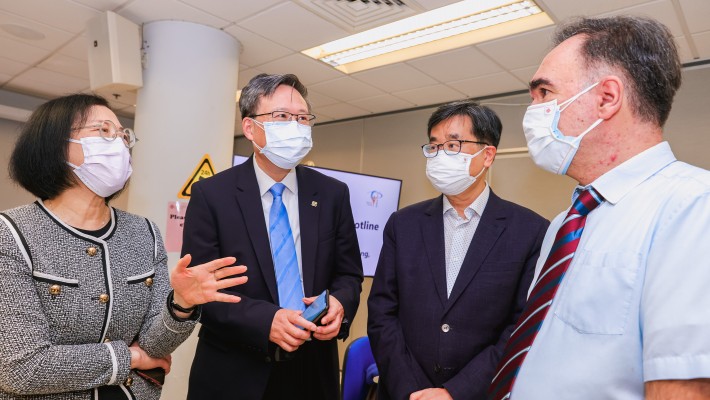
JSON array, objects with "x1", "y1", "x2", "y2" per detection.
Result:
[
  {"x1": 253, "y1": 158, "x2": 298, "y2": 197},
  {"x1": 579, "y1": 141, "x2": 676, "y2": 205},
  {"x1": 442, "y1": 183, "x2": 490, "y2": 219}
]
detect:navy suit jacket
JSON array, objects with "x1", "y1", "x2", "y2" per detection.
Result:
[
  {"x1": 181, "y1": 157, "x2": 363, "y2": 399},
  {"x1": 367, "y1": 191, "x2": 548, "y2": 400}
]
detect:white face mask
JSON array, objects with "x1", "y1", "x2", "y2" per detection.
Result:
[
  {"x1": 67, "y1": 137, "x2": 132, "y2": 198},
  {"x1": 523, "y1": 82, "x2": 603, "y2": 175},
  {"x1": 251, "y1": 120, "x2": 313, "y2": 170},
  {"x1": 426, "y1": 146, "x2": 487, "y2": 196}
]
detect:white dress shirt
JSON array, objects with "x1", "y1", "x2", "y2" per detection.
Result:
[{"x1": 442, "y1": 184, "x2": 490, "y2": 297}]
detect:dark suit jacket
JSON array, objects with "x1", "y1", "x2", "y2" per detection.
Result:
[
  {"x1": 181, "y1": 157, "x2": 363, "y2": 400},
  {"x1": 367, "y1": 191, "x2": 548, "y2": 400}
]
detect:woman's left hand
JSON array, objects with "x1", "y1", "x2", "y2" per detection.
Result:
[{"x1": 170, "y1": 254, "x2": 248, "y2": 309}]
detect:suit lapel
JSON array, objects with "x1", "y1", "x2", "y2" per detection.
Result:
[
  {"x1": 234, "y1": 157, "x2": 278, "y2": 303},
  {"x1": 296, "y1": 166, "x2": 319, "y2": 297},
  {"x1": 445, "y1": 191, "x2": 506, "y2": 313},
  {"x1": 422, "y1": 196, "x2": 448, "y2": 307}
]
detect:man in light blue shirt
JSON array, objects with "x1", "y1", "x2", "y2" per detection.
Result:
[{"x1": 491, "y1": 16, "x2": 710, "y2": 400}]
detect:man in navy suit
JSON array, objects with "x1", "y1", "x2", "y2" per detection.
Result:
[
  {"x1": 182, "y1": 73, "x2": 363, "y2": 400},
  {"x1": 368, "y1": 100, "x2": 548, "y2": 400}
]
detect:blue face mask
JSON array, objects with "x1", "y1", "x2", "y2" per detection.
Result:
[
  {"x1": 250, "y1": 120, "x2": 313, "y2": 170},
  {"x1": 522, "y1": 82, "x2": 603, "y2": 175}
]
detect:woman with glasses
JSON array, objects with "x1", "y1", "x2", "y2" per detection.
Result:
[{"x1": 0, "y1": 94, "x2": 247, "y2": 400}]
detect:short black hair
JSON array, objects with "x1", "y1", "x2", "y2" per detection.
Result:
[
  {"x1": 554, "y1": 16, "x2": 681, "y2": 127},
  {"x1": 239, "y1": 73, "x2": 310, "y2": 119},
  {"x1": 427, "y1": 100, "x2": 502, "y2": 147},
  {"x1": 9, "y1": 93, "x2": 113, "y2": 200}
]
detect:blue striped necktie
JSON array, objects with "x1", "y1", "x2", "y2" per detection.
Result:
[
  {"x1": 488, "y1": 188, "x2": 604, "y2": 400},
  {"x1": 269, "y1": 183, "x2": 305, "y2": 312}
]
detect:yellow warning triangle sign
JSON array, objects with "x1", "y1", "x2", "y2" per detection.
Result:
[{"x1": 178, "y1": 154, "x2": 215, "y2": 199}]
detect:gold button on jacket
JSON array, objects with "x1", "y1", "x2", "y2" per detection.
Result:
[
  {"x1": 145, "y1": 277, "x2": 154, "y2": 287},
  {"x1": 49, "y1": 285, "x2": 61, "y2": 295},
  {"x1": 86, "y1": 247, "x2": 98, "y2": 257},
  {"x1": 98, "y1": 294, "x2": 109, "y2": 304}
]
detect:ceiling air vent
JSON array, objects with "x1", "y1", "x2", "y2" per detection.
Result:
[{"x1": 295, "y1": 0, "x2": 424, "y2": 33}]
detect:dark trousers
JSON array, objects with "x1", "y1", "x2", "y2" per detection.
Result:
[{"x1": 188, "y1": 336, "x2": 340, "y2": 400}]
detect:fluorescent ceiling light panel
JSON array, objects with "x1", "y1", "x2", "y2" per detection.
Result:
[{"x1": 303, "y1": 0, "x2": 553, "y2": 73}]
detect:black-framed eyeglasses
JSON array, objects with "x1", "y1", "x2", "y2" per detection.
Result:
[
  {"x1": 72, "y1": 120, "x2": 138, "y2": 148},
  {"x1": 251, "y1": 111, "x2": 316, "y2": 125},
  {"x1": 421, "y1": 140, "x2": 488, "y2": 158}
]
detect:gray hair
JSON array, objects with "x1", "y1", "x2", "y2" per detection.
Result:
[
  {"x1": 238, "y1": 73, "x2": 310, "y2": 119},
  {"x1": 554, "y1": 16, "x2": 681, "y2": 127}
]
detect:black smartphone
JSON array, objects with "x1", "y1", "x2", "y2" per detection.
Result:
[
  {"x1": 301, "y1": 289, "x2": 329, "y2": 325},
  {"x1": 135, "y1": 367, "x2": 165, "y2": 387}
]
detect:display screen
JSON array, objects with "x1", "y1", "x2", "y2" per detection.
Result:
[{"x1": 233, "y1": 155, "x2": 401, "y2": 276}]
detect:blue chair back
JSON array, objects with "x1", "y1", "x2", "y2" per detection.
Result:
[{"x1": 342, "y1": 336, "x2": 378, "y2": 400}]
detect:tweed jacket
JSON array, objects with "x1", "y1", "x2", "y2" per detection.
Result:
[{"x1": 0, "y1": 201, "x2": 197, "y2": 400}]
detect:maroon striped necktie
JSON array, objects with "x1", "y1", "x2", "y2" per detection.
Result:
[{"x1": 488, "y1": 188, "x2": 604, "y2": 400}]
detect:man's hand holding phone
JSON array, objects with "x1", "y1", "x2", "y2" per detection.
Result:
[
  {"x1": 269, "y1": 308, "x2": 318, "y2": 352},
  {"x1": 304, "y1": 291, "x2": 344, "y2": 341}
]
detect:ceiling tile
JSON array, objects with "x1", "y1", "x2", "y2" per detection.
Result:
[
  {"x1": 450, "y1": 72, "x2": 527, "y2": 98},
  {"x1": 477, "y1": 26, "x2": 555, "y2": 71},
  {"x1": 9, "y1": 67, "x2": 89, "y2": 93},
  {"x1": 392, "y1": 84, "x2": 466, "y2": 107},
  {"x1": 0, "y1": 56, "x2": 30, "y2": 76},
  {"x1": 223, "y1": 25, "x2": 292, "y2": 68},
  {"x1": 238, "y1": 68, "x2": 264, "y2": 89},
  {"x1": 58, "y1": 35, "x2": 90, "y2": 61},
  {"x1": 0, "y1": 0, "x2": 100, "y2": 34},
  {"x1": 307, "y1": 90, "x2": 340, "y2": 108},
  {"x1": 119, "y1": 0, "x2": 230, "y2": 28},
  {"x1": 678, "y1": 0, "x2": 710, "y2": 34},
  {"x1": 256, "y1": 53, "x2": 344, "y2": 85},
  {"x1": 692, "y1": 31, "x2": 710, "y2": 60},
  {"x1": 600, "y1": 0, "x2": 683, "y2": 37},
  {"x1": 179, "y1": 0, "x2": 282, "y2": 22},
  {"x1": 315, "y1": 102, "x2": 369, "y2": 120},
  {"x1": 350, "y1": 94, "x2": 416, "y2": 114},
  {"x1": 38, "y1": 54, "x2": 89, "y2": 79},
  {"x1": 509, "y1": 66, "x2": 540, "y2": 86},
  {"x1": 0, "y1": 72, "x2": 12, "y2": 85},
  {"x1": 538, "y1": 0, "x2": 651, "y2": 21},
  {"x1": 310, "y1": 77, "x2": 384, "y2": 102},
  {"x1": 71, "y1": 0, "x2": 133, "y2": 11},
  {"x1": 0, "y1": 10, "x2": 74, "y2": 50},
  {"x1": 675, "y1": 35, "x2": 696, "y2": 63},
  {"x1": 351, "y1": 64, "x2": 438, "y2": 93},
  {"x1": 407, "y1": 46, "x2": 503, "y2": 83},
  {"x1": 0, "y1": 36, "x2": 48, "y2": 64},
  {"x1": 238, "y1": 2, "x2": 349, "y2": 51}
]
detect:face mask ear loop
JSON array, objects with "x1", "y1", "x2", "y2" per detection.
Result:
[
  {"x1": 469, "y1": 146, "x2": 489, "y2": 179},
  {"x1": 559, "y1": 82, "x2": 600, "y2": 112}
]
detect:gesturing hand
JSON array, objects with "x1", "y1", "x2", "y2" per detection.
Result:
[{"x1": 170, "y1": 254, "x2": 248, "y2": 309}]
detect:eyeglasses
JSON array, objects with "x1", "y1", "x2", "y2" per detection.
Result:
[
  {"x1": 72, "y1": 120, "x2": 138, "y2": 148},
  {"x1": 422, "y1": 139, "x2": 488, "y2": 158},
  {"x1": 251, "y1": 111, "x2": 316, "y2": 125}
]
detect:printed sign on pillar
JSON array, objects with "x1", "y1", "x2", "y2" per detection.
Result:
[{"x1": 178, "y1": 154, "x2": 215, "y2": 199}]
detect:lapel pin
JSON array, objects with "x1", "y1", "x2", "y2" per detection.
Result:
[{"x1": 311, "y1": 201, "x2": 318, "y2": 207}]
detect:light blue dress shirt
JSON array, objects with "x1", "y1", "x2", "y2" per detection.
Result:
[{"x1": 513, "y1": 142, "x2": 710, "y2": 399}]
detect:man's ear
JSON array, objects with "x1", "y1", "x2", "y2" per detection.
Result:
[
  {"x1": 597, "y1": 75, "x2": 623, "y2": 120},
  {"x1": 242, "y1": 118, "x2": 255, "y2": 141},
  {"x1": 484, "y1": 146, "x2": 497, "y2": 167}
]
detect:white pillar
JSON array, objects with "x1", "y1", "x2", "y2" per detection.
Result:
[{"x1": 126, "y1": 20, "x2": 239, "y2": 400}]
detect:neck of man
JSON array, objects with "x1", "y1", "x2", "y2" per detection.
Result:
[
  {"x1": 569, "y1": 118, "x2": 664, "y2": 186},
  {"x1": 254, "y1": 151, "x2": 291, "y2": 182},
  {"x1": 445, "y1": 176, "x2": 487, "y2": 219}
]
